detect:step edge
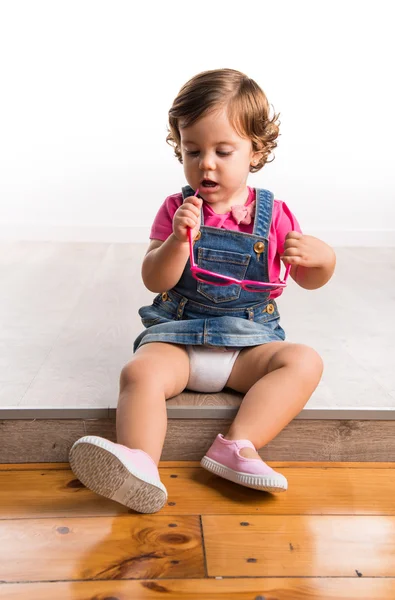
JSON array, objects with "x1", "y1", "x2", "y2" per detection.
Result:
[{"x1": 0, "y1": 406, "x2": 394, "y2": 420}]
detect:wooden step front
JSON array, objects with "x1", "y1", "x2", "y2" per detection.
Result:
[{"x1": 1, "y1": 390, "x2": 395, "y2": 463}]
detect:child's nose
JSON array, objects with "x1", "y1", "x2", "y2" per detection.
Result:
[{"x1": 199, "y1": 153, "x2": 216, "y2": 171}]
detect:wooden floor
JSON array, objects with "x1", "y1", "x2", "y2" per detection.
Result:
[{"x1": 1, "y1": 462, "x2": 395, "y2": 599}]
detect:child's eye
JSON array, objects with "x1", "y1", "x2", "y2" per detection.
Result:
[{"x1": 185, "y1": 151, "x2": 233, "y2": 157}]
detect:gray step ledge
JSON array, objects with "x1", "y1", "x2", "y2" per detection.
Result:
[{"x1": 0, "y1": 406, "x2": 394, "y2": 420}]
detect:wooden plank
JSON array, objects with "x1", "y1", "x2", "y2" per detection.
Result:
[
  {"x1": 1, "y1": 466, "x2": 394, "y2": 519},
  {"x1": 0, "y1": 516, "x2": 205, "y2": 582},
  {"x1": 202, "y1": 515, "x2": 395, "y2": 577},
  {"x1": 0, "y1": 462, "x2": 72, "y2": 471},
  {"x1": 269, "y1": 462, "x2": 395, "y2": 468},
  {"x1": 1, "y1": 418, "x2": 395, "y2": 463},
  {"x1": 161, "y1": 466, "x2": 395, "y2": 516},
  {"x1": 0, "y1": 469, "x2": 128, "y2": 517},
  {"x1": 1, "y1": 578, "x2": 395, "y2": 600},
  {"x1": 0, "y1": 460, "x2": 394, "y2": 471}
]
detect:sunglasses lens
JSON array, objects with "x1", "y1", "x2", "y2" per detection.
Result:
[{"x1": 195, "y1": 272, "x2": 233, "y2": 286}]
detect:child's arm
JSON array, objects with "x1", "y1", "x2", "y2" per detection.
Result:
[
  {"x1": 142, "y1": 235, "x2": 190, "y2": 293},
  {"x1": 281, "y1": 232, "x2": 336, "y2": 290},
  {"x1": 142, "y1": 196, "x2": 202, "y2": 293}
]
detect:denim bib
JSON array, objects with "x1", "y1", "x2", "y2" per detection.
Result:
[{"x1": 134, "y1": 186, "x2": 285, "y2": 351}]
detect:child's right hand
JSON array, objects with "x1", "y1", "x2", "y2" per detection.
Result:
[{"x1": 173, "y1": 196, "x2": 202, "y2": 243}]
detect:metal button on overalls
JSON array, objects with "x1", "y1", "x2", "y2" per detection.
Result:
[{"x1": 253, "y1": 241, "x2": 265, "y2": 254}]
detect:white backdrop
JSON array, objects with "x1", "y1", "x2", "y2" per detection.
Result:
[{"x1": 0, "y1": 0, "x2": 394, "y2": 245}]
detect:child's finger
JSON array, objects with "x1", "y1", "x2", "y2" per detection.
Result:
[
  {"x1": 176, "y1": 210, "x2": 198, "y2": 223},
  {"x1": 285, "y1": 231, "x2": 302, "y2": 241},
  {"x1": 282, "y1": 247, "x2": 302, "y2": 258},
  {"x1": 181, "y1": 217, "x2": 199, "y2": 229},
  {"x1": 281, "y1": 255, "x2": 302, "y2": 264},
  {"x1": 283, "y1": 238, "x2": 300, "y2": 249},
  {"x1": 181, "y1": 205, "x2": 201, "y2": 218},
  {"x1": 183, "y1": 196, "x2": 203, "y2": 209}
]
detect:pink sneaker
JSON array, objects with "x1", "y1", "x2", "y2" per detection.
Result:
[
  {"x1": 69, "y1": 435, "x2": 167, "y2": 513},
  {"x1": 201, "y1": 434, "x2": 288, "y2": 493}
]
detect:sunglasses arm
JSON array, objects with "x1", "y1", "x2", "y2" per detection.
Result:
[
  {"x1": 187, "y1": 228, "x2": 196, "y2": 268},
  {"x1": 284, "y1": 263, "x2": 291, "y2": 281}
]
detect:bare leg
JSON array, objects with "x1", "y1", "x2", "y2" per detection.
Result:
[
  {"x1": 224, "y1": 342, "x2": 323, "y2": 460},
  {"x1": 68, "y1": 342, "x2": 190, "y2": 514},
  {"x1": 117, "y1": 342, "x2": 189, "y2": 464}
]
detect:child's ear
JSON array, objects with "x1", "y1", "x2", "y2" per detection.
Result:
[{"x1": 251, "y1": 150, "x2": 264, "y2": 167}]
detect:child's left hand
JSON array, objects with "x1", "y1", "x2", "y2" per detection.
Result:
[{"x1": 281, "y1": 232, "x2": 334, "y2": 268}]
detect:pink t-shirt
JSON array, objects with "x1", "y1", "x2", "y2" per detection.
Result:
[{"x1": 150, "y1": 187, "x2": 301, "y2": 299}]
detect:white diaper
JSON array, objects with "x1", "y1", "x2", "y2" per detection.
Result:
[{"x1": 186, "y1": 345, "x2": 240, "y2": 393}]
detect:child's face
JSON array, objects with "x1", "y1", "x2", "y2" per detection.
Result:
[{"x1": 180, "y1": 107, "x2": 261, "y2": 208}]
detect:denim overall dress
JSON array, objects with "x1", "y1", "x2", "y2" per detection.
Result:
[{"x1": 133, "y1": 186, "x2": 286, "y2": 352}]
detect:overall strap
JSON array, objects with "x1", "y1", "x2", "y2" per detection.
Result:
[
  {"x1": 182, "y1": 185, "x2": 205, "y2": 225},
  {"x1": 182, "y1": 185, "x2": 274, "y2": 234},
  {"x1": 253, "y1": 188, "x2": 274, "y2": 239}
]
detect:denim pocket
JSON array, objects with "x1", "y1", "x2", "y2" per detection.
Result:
[{"x1": 197, "y1": 247, "x2": 250, "y2": 303}]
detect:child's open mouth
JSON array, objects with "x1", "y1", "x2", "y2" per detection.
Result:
[{"x1": 201, "y1": 179, "x2": 219, "y2": 190}]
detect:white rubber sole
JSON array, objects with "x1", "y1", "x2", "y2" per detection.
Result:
[
  {"x1": 201, "y1": 456, "x2": 288, "y2": 493},
  {"x1": 69, "y1": 436, "x2": 168, "y2": 513}
]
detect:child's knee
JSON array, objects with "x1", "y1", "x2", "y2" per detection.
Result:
[
  {"x1": 119, "y1": 357, "x2": 152, "y2": 390},
  {"x1": 292, "y1": 344, "x2": 323, "y2": 380},
  {"x1": 270, "y1": 343, "x2": 323, "y2": 380}
]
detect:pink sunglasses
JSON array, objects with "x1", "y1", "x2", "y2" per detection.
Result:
[{"x1": 187, "y1": 188, "x2": 292, "y2": 292}]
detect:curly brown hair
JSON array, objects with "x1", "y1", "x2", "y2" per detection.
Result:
[{"x1": 166, "y1": 68, "x2": 281, "y2": 172}]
